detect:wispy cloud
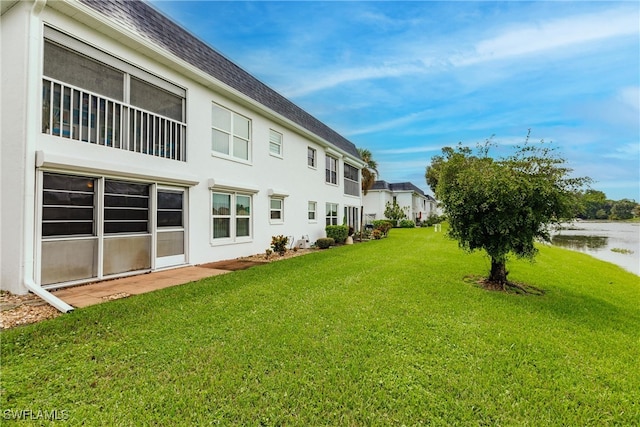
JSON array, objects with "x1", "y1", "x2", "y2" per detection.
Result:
[
  {"x1": 282, "y1": 6, "x2": 639, "y2": 98},
  {"x1": 378, "y1": 145, "x2": 445, "y2": 155},
  {"x1": 346, "y1": 110, "x2": 434, "y2": 136},
  {"x1": 452, "y1": 8, "x2": 639, "y2": 66},
  {"x1": 283, "y1": 63, "x2": 425, "y2": 98}
]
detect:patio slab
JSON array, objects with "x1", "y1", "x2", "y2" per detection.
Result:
[{"x1": 51, "y1": 266, "x2": 229, "y2": 308}]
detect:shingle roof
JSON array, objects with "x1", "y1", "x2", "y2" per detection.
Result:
[
  {"x1": 371, "y1": 180, "x2": 426, "y2": 196},
  {"x1": 78, "y1": 0, "x2": 360, "y2": 159}
]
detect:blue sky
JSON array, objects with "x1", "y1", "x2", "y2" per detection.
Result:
[{"x1": 151, "y1": 1, "x2": 639, "y2": 201}]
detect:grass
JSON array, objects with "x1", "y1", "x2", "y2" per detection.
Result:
[{"x1": 2, "y1": 228, "x2": 639, "y2": 425}]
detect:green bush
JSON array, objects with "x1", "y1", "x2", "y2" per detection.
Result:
[
  {"x1": 372, "y1": 220, "x2": 393, "y2": 237},
  {"x1": 399, "y1": 219, "x2": 416, "y2": 228},
  {"x1": 270, "y1": 235, "x2": 289, "y2": 256},
  {"x1": 316, "y1": 237, "x2": 334, "y2": 249},
  {"x1": 325, "y1": 225, "x2": 348, "y2": 244},
  {"x1": 424, "y1": 213, "x2": 445, "y2": 226}
]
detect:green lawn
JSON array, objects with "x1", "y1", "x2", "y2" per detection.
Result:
[{"x1": 2, "y1": 228, "x2": 639, "y2": 425}]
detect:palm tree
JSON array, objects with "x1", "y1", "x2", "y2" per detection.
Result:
[{"x1": 358, "y1": 148, "x2": 379, "y2": 196}]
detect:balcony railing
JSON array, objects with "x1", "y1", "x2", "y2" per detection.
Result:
[{"x1": 42, "y1": 78, "x2": 186, "y2": 161}]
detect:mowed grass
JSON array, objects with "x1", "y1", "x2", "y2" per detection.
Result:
[{"x1": 2, "y1": 228, "x2": 639, "y2": 425}]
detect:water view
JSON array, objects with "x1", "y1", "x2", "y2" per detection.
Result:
[{"x1": 551, "y1": 221, "x2": 640, "y2": 276}]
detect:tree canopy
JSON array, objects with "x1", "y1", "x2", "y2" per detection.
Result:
[
  {"x1": 358, "y1": 148, "x2": 379, "y2": 196},
  {"x1": 426, "y1": 135, "x2": 590, "y2": 287}
]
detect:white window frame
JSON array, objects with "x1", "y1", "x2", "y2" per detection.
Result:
[
  {"x1": 270, "y1": 197, "x2": 284, "y2": 224},
  {"x1": 326, "y1": 202, "x2": 339, "y2": 226},
  {"x1": 211, "y1": 191, "x2": 253, "y2": 244},
  {"x1": 343, "y1": 162, "x2": 360, "y2": 197},
  {"x1": 308, "y1": 147, "x2": 317, "y2": 168},
  {"x1": 308, "y1": 201, "x2": 317, "y2": 222},
  {"x1": 269, "y1": 129, "x2": 283, "y2": 158},
  {"x1": 211, "y1": 103, "x2": 252, "y2": 163},
  {"x1": 325, "y1": 155, "x2": 338, "y2": 185}
]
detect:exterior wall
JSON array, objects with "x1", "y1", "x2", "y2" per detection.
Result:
[
  {"x1": 1, "y1": 1, "x2": 362, "y2": 294},
  {"x1": 363, "y1": 189, "x2": 436, "y2": 224},
  {"x1": 1, "y1": 1, "x2": 43, "y2": 294},
  {"x1": 363, "y1": 190, "x2": 392, "y2": 223}
]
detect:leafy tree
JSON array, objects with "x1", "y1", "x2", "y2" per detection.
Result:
[
  {"x1": 426, "y1": 134, "x2": 589, "y2": 287},
  {"x1": 610, "y1": 199, "x2": 637, "y2": 220},
  {"x1": 576, "y1": 189, "x2": 607, "y2": 219},
  {"x1": 384, "y1": 201, "x2": 408, "y2": 224},
  {"x1": 358, "y1": 148, "x2": 379, "y2": 196}
]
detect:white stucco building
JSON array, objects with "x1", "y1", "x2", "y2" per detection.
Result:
[
  {"x1": 1, "y1": 0, "x2": 364, "y2": 301},
  {"x1": 363, "y1": 181, "x2": 437, "y2": 225}
]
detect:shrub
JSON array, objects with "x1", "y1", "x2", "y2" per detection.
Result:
[
  {"x1": 354, "y1": 229, "x2": 372, "y2": 240},
  {"x1": 326, "y1": 225, "x2": 349, "y2": 244},
  {"x1": 372, "y1": 220, "x2": 393, "y2": 237},
  {"x1": 399, "y1": 219, "x2": 416, "y2": 228},
  {"x1": 424, "y1": 213, "x2": 445, "y2": 226},
  {"x1": 316, "y1": 237, "x2": 334, "y2": 249},
  {"x1": 270, "y1": 235, "x2": 289, "y2": 256}
]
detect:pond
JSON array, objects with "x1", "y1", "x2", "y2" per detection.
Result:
[{"x1": 551, "y1": 221, "x2": 640, "y2": 276}]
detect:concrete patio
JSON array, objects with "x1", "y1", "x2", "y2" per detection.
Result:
[{"x1": 51, "y1": 265, "x2": 230, "y2": 308}]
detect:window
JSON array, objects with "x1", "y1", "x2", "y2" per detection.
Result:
[
  {"x1": 157, "y1": 189, "x2": 185, "y2": 260},
  {"x1": 40, "y1": 173, "x2": 163, "y2": 286},
  {"x1": 308, "y1": 147, "x2": 317, "y2": 168},
  {"x1": 212, "y1": 193, "x2": 231, "y2": 239},
  {"x1": 212, "y1": 103, "x2": 251, "y2": 161},
  {"x1": 344, "y1": 163, "x2": 360, "y2": 196},
  {"x1": 326, "y1": 155, "x2": 338, "y2": 184},
  {"x1": 103, "y1": 180, "x2": 150, "y2": 234},
  {"x1": 308, "y1": 201, "x2": 317, "y2": 221},
  {"x1": 42, "y1": 173, "x2": 95, "y2": 237},
  {"x1": 345, "y1": 206, "x2": 359, "y2": 231},
  {"x1": 269, "y1": 129, "x2": 283, "y2": 157},
  {"x1": 130, "y1": 76, "x2": 183, "y2": 122},
  {"x1": 44, "y1": 41, "x2": 123, "y2": 100},
  {"x1": 270, "y1": 198, "x2": 284, "y2": 223},
  {"x1": 326, "y1": 203, "x2": 338, "y2": 226},
  {"x1": 236, "y1": 195, "x2": 251, "y2": 237},
  {"x1": 157, "y1": 190, "x2": 183, "y2": 228},
  {"x1": 212, "y1": 192, "x2": 252, "y2": 240}
]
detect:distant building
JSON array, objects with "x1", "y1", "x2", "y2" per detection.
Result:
[{"x1": 363, "y1": 181, "x2": 438, "y2": 225}]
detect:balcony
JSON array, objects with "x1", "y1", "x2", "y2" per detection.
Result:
[{"x1": 42, "y1": 78, "x2": 186, "y2": 161}]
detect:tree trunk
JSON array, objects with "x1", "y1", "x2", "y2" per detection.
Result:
[{"x1": 489, "y1": 257, "x2": 509, "y2": 285}]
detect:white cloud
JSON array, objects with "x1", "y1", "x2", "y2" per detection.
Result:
[
  {"x1": 346, "y1": 109, "x2": 434, "y2": 136},
  {"x1": 453, "y1": 8, "x2": 639, "y2": 66},
  {"x1": 618, "y1": 86, "x2": 640, "y2": 112},
  {"x1": 603, "y1": 142, "x2": 640, "y2": 160},
  {"x1": 283, "y1": 63, "x2": 425, "y2": 98},
  {"x1": 378, "y1": 144, "x2": 444, "y2": 155}
]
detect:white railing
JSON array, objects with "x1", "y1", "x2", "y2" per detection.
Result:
[{"x1": 42, "y1": 78, "x2": 186, "y2": 161}]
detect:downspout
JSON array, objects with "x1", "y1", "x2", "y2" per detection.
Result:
[
  {"x1": 24, "y1": 280, "x2": 74, "y2": 313},
  {"x1": 19, "y1": 0, "x2": 73, "y2": 313}
]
